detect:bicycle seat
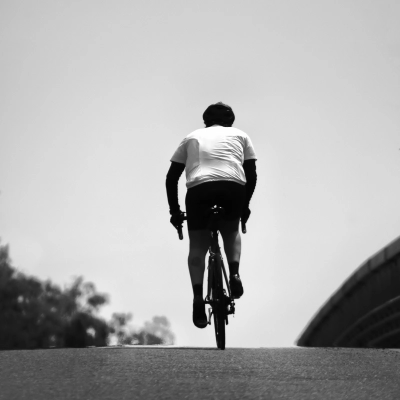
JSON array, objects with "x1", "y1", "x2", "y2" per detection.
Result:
[
  {"x1": 204, "y1": 206, "x2": 225, "y2": 218},
  {"x1": 205, "y1": 206, "x2": 225, "y2": 231}
]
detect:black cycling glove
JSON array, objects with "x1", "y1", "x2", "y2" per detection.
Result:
[
  {"x1": 241, "y1": 207, "x2": 251, "y2": 224},
  {"x1": 170, "y1": 211, "x2": 185, "y2": 229}
]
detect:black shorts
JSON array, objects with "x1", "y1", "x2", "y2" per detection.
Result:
[{"x1": 185, "y1": 181, "x2": 246, "y2": 231}]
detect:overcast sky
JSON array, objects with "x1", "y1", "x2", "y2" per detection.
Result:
[{"x1": 1, "y1": 0, "x2": 399, "y2": 347}]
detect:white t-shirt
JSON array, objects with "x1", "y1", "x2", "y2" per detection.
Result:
[{"x1": 171, "y1": 125, "x2": 257, "y2": 189}]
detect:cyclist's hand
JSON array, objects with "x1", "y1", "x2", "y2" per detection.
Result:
[
  {"x1": 241, "y1": 207, "x2": 251, "y2": 224},
  {"x1": 170, "y1": 210, "x2": 185, "y2": 229}
]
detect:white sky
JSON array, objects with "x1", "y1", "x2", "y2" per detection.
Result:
[{"x1": 1, "y1": 0, "x2": 399, "y2": 347}]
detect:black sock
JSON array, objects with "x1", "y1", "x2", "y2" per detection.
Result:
[
  {"x1": 228, "y1": 261, "x2": 239, "y2": 276},
  {"x1": 193, "y1": 284, "x2": 203, "y2": 297}
]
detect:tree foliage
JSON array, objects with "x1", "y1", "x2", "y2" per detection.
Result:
[
  {"x1": 108, "y1": 314, "x2": 175, "y2": 345},
  {"x1": 0, "y1": 242, "x2": 175, "y2": 349}
]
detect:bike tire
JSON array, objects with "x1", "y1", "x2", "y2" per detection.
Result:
[{"x1": 212, "y1": 255, "x2": 226, "y2": 350}]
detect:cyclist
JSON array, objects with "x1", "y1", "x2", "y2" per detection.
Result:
[{"x1": 166, "y1": 102, "x2": 257, "y2": 329}]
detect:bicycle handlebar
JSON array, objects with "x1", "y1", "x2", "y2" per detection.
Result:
[
  {"x1": 177, "y1": 225, "x2": 184, "y2": 240},
  {"x1": 177, "y1": 215, "x2": 187, "y2": 240},
  {"x1": 241, "y1": 220, "x2": 247, "y2": 234}
]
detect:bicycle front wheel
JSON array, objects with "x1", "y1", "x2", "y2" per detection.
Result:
[{"x1": 212, "y1": 255, "x2": 226, "y2": 350}]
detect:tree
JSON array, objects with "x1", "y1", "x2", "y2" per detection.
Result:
[
  {"x1": 108, "y1": 312, "x2": 135, "y2": 345},
  {"x1": 0, "y1": 242, "x2": 175, "y2": 349},
  {"x1": 0, "y1": 242, "x2": 109, "y2": 349},
  {"x1": 108, "y1": 313, "x2": 175, "y2": 345},
  {"x1": 141, "y1": 316, "x2": 175, "y2": 345}
]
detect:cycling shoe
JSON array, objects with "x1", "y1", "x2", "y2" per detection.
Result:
[
  {"x1": 193, "y1": 296, "x2": 208, "y2": 329},
  {"x1": 229, "y1": 274, "x2": 244, "y2": 299}
]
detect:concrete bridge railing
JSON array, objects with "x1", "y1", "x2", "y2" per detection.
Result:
[{"x1": 297, "y1": 235, "x2": 400, "y2": 348}]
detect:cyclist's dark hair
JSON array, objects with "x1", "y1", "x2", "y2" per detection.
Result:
[{"x1": 203, "y1": 102, "x2": 235, "y2": 128}]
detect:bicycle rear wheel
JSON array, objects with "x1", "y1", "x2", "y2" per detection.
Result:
[{"x1": 211, "y1": 255, "x2": 226, "y2": 350}]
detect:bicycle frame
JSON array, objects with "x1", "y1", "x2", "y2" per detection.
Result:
[
  {"x1": 176, "y1": 205, "x2": 246, "y2": 349},
  {"x1": 204, "y1": 214, "x2": 236, "y2": 325}
]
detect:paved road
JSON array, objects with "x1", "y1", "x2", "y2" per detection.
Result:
[{"x1": 1, "y1": 347, "x2": 399, "y2": 399}]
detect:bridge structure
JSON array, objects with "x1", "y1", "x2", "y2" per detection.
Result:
[{"x1": 297, "y1": 235, "x2": 400, "y2": 348}]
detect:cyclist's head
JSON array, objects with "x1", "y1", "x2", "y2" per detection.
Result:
[{"x1": 203, "y1": 102, "x2": 235, "y2": 128}]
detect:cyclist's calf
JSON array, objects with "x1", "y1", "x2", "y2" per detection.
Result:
[{"x1": 219, "y1": 219, "x2": 241, "y2": 265}]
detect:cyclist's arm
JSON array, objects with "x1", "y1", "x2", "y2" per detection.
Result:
[
  {"x1": 243, "y1": 159, "x2": 257, "y2": 208},
  {"x1": 166, "y1": 161, "x2": 185, "y2": 214}
]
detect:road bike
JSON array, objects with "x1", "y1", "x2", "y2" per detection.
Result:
[{"x1": 177, "y1": 207, "x2": 246, "y2": 350}]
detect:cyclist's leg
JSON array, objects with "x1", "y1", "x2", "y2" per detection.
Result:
[
  {"x1": 187, "y1": 230, "x2": 209, "y2": 328},
  {"x1": 219, "y1": 219, "x2": 241, "y2": 266},
  {"x1": 187, "y1": 229, "x2": 210, "y2": 290},
  {"x1": 185, "y1": 182, "x2": 216, "y2": 292},
  {"x1": 219, "y1": 219, "x2": 243, "y2": 298},
  {"x1": 216, "y1": 181, "x2": 245, "y2": 272},
  {"x1": 216, "y1": 181, "x2": 245, "y2": 298},
  {"x1": 185, "y1": 183, "x2": 213, "y2": 328}
]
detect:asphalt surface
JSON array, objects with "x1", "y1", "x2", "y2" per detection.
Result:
[{"x1": 1, "y1": 347, "x2": 400, "y2": 400}]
